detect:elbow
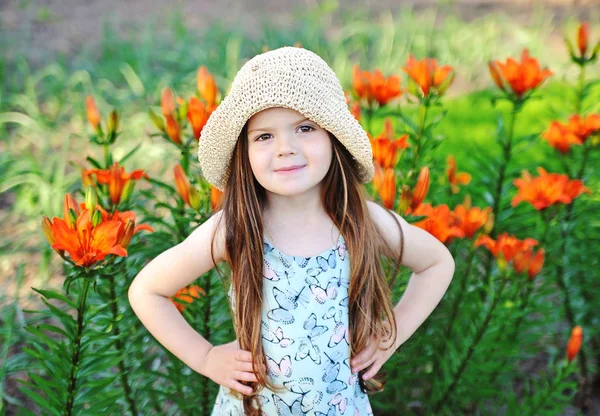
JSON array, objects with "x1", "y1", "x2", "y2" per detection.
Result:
[{"x1": 438, "y1": 245, "x2": 455, "y2": 279}]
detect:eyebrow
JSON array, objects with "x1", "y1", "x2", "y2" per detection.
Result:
[{"x1": 248, "y1": 117, "x2": 312, "y2": 134}]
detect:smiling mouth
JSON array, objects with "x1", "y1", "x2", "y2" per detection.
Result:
[{"x1": 275, "y1": 165, "x2": 306, "y2": 173}]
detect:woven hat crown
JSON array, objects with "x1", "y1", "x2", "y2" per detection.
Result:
[{"x1": 197, "y1": 46, "x2": 374, "y2": 190}]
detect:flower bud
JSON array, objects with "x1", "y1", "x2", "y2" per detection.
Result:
[
  {"x1": 85, "y1": 186, "x2": 98, "y2": 211},
  {"x1": 189, "y1": 186, "x2": 201, "y2": 211},
  {"x1": 119, "y1": 219, "x2": 135, "y2": 248},
  {"x1": 148, "y1": 109, "x2": 165, "y2": 132},
  {"x1": 91, "y1": 208, "x2": 103, "y2": 227},
  {"x1": 107, "y1": 109, "x2": 119, "y2": 138},
  {"x1": 121, "y1": 180, "x2": 136, "y2": 204}
]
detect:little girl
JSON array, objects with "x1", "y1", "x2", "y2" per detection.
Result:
[{"x1": 128, "y1": 46, "x2": 455, "y2": 415}]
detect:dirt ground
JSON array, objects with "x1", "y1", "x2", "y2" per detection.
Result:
[{"x1": 1, "y1": 0, "x2": 600, "y2": 68}]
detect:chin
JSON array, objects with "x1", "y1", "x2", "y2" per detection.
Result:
[{"x1": 261, "y1": 180, "x2": 320, "y2": 196}]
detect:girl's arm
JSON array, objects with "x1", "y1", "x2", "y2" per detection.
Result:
[
  {"x1": 367, "y1": 201, "x2": 456, "y2": 348},
  {"x1": 128, "y1": 211, "x2": 227, "y2": 376}
]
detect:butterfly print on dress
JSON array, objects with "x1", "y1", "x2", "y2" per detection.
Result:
[
  {"x1": 212, "y1": 233, "x2": 374, "y2": 415},
  {"x1": 267, "y1": 286, "x2": 310, "y2": 325},
  {"x1": 267, "y1": 354, "x2": 293, "y2": 379},
  {"x1": 282, "y1": 377, "x2": 324, "y2": 413},
  {"x1": 262, "y1": 321, "x2": 295, "y2": 348},
  {"x1": 295, "y1": 313, "x2": 328, "y2": 365}
]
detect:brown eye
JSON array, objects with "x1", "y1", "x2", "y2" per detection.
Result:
[
  {"x1": 299, "y1": 125, "x2": 315, "y2": 133},
  {"x1": 255, "y1": 133, "x2": 272, "y2": 141}
]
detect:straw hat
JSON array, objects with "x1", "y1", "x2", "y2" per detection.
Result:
[{"x1": 197, "y1": 46, "x2": 374, "y2": 191}]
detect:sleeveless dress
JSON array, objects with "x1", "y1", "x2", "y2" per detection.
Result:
[{"x1": 210, "y1": 234, "x2": 374, "y2": 416}]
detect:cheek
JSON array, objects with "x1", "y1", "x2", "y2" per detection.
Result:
[
  {"x1": 248, "y1": 148, "x2": 270, "y2": 176},
  {"x1": 308, "y1": 139, "x2": 333, "y2": 171}
]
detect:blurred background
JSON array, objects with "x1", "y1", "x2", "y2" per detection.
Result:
[{"x1": 1, "y1": 0, "x2": 600, "y2": 415}]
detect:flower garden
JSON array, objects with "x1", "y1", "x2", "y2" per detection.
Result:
[{"x1": 1, "y1": 3, "x2": 599, "y2": 415}]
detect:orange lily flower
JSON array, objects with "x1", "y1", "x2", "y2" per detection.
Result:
[
  {"x1": 161, "y1": 88, "x2": 176, "y2": 117},
  {"x1": 369, "y1": 119, "x2": 410, "y2": 169},
  {"x1": 352, "y1": 65, "x2": 403, "y2": 107},
  {"x1": 83, "y1": 162, "x2": 148, "y2": 206},
  {"x1": 569, "y1": 113, "x2": 600, "y2": 140},
  {"x1": 446, "y1": 155, "x2": 471, "y2": 193},
  {"x1": 165, "y1": 115, "x2": 181, "y2": 144},
  {"x1": 82, "y1": 202, "x2": 154, "y2": 248},
  {"x1": 411, "y1": 166, "x2": 430, "y2": 211},
  {"x1": 42, "y1": 196, "x2": 128, "y2": 267},
  {"x1": 86, "y1": 96, "x2": 101, "y2": 129},
  {"x1": 565, "y1": 21, "x2": 600, "y2": 63},
  {"x1": 412, "y1": 203, "x2": 465, "y2": 244},
  {"x1": 402, "y1": 55, "x2": 454, "y2": 98},
  {"x1": 489, "y1": 49, "x2": 553, "y2": 99},
  {"x1": 373, "y1": 163, "x2": 396, "y2": 210},
  {"x1": 197, "y1": 66, "x2": 218, "y2": 107},
  {"x1": 211, "y1": 186, "x2": 224, "y2": 212},
  {"x1": 578, "y1": 22, "x2": 590, "y2": 57},
  {"x1": 452, "y1": 202, "x2": 492, "y2": 239},
  {"x1": 475, "y1": 232, "x2": 538, "y2": 263},
  {"x1": 174, "y1": 164, "x2": 192, "y2": 206},
  {"x1": 566, "y1": 326, "x2": 583, "y2": 362},
  {"x1": 513, "y1": 247, "x2": 545, "y2": 280},
  {"x1": 512, "y1": 167, "x2": 590, "y2": 210},
  {"x1": 160, "y1": 88, "x2": 182, "y2": 144},
  {"x1": 187, "y1": 97, "x2": 214, "y2": 141},
  {"x1": 170, "y1": 285, "x2": 206, "y2": 313},
  {"x1": 541, "y1": 121, "x2": 583, "y2": 154},
  {"x1": 351, "y1": 101, "x2": 362, "y2": 122}
]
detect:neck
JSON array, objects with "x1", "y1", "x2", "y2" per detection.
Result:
[{"x1": 263, "y1": 187, "x2": 328, "y2": 227}]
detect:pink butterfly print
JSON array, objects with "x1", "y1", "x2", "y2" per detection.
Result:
[
  {"x1": 267, "y1": 355, "x2": 293, "y2": 379},
  {"x1": 262, "y1": 321, "x2": 295, "y2": 348},
  {"x1": 328, "y1": 321, "x2": 350, "y2": 347},
  {"x1": 308, "y1": 276, "x2": 339, "y2": 304},
  {"x1": 264, "y1": 258, "x2": 282, "y2": 282},
  {"x1": 334, "y1": 240, "x2": 347, "y2": 261},
  {"x1": 348, "y1": 372, "x2": 358, "y2": 386},
  {"x1": 329, "y1": 393, "x2": 348, "y2": 414}
]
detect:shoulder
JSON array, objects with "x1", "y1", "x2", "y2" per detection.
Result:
[
  {"x1": 366, "y1": 200, "x2": 407, "y2": 260},
  {"x1": 366, "y1": 200, "x2": 454, "y2": 273},
  {"x1": 185, "y1": 209, "x2": 228, "y2": 264}
]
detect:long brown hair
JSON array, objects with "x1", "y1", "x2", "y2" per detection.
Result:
[{"x1": 210, "y1": 121, "x2": 404, "y2": 415}]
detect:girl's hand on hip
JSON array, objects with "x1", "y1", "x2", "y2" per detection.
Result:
[
  {"x1": 201, "y1": 340, "x2": 266, "y2": 396},
  {"x1": 350, "y1": 333, "x2": 398, "y2": 381}
]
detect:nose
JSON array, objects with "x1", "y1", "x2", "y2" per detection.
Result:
[{"x1": 275, "y1": 133, "x2": 298, "y2": 157}]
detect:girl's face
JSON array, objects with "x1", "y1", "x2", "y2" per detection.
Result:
[{"x1": 246, "y1": 107, "x2": 332, "y2": 197}]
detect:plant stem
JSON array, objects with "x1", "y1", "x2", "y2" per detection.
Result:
[
  {"x1": 104, "y1": 144, "x2": 110, "y2": 168},
  {"x1": 65, "y1": 278, "x2": 90, "y2": 416},
  {"x1": 108, "y1": 276, "x2": 138, "y2": 416},
  {"x1": 525, "y1": 363, "x2": 572, "y2": 416},
  {"x1": 431, "y1": 270, "x2": 510, "y2": 413},
  {"x1": 409, "y1": 102, "x2": 430, "y2": 178},
  {"x1": 425, "y1": 245, "x2": 476, "y2": 404},
  {"x1": 554, "y1": 139, "x2": 591, "y2": 379},
  {"x1": 480, "y1": 100, "x2": 518, "y2": 300}
]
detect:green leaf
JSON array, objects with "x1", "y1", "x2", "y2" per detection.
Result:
[
  {"x1": 86, "y1": 156, "x2": 103, "y2": 169},
  {"x1": 31, "y1": 287, "x2": 77, "y2": 308},
  {"x1": 119, "y1": 145, "x2": 141, "y2": 165}
]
